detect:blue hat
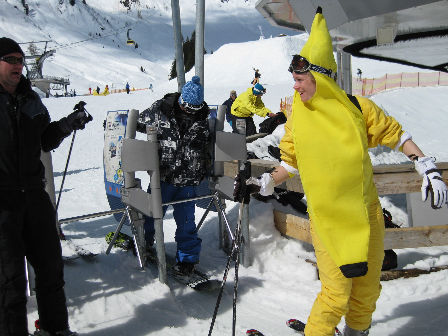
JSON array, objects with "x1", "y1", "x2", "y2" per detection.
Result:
[
  {"x1": 252, "y1": 83, "x2": 266, "y2": 95},
  {"x1": 179, "y1": 76, "x2": 204, "y2": 108}
]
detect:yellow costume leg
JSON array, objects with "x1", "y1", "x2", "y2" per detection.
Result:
[
  {"x1": 345, "y1": 202, "x2": 384, "y2": 330},
  {"x1": 304, "y1": 202, "x2": 384, "y2": 336}
]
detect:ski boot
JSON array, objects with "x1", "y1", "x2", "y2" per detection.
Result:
[
  {"x1": 33, "y1": 320, "x2": 78, "y2": 336},
  {"x1": 173, "y1": 261, "x2": 195, "y2": 276},
  {"x1": 343, "y1": 325, "x2": 370, "y2": 336}
]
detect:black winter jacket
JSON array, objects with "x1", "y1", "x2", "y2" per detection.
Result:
[
  {"x1": 222, "y1": 97, "x2": 234, "y2": 124},
  {"x1": 0, "y1": 76, "x2": 69, "y2": 190},
  {"x1": 137, "y1": 92, "x2": 211, "y2": 186}
]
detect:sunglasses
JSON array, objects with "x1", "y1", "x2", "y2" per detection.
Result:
[
  {"x1": 179, "y1": 95, "x2": 205, "y2": 114},
  {"x1": 288, "y1": 55, "x2": 336, "y2": 80},
  {"x1": 0, "y1": 56, "x2": 24, "y2": 65}
]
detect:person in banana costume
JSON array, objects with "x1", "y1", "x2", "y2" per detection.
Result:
[{"x1": 234, "y1": 7, "x2": 447, "y2": 336}]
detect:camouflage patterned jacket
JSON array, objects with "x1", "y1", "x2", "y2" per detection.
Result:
[{"x1": 137, "y1": 92, "x2": 211, "y2": 186}]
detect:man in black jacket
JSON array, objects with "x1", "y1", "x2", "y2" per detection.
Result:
[
  {"x1": 0, "y1": 37, "x2": 91, "y2": 336},
  {"x1": 222, "y1": 89, "x2": 236, "y2": 127}
]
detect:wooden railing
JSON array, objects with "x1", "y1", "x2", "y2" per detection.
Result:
[{"x1": 224, "y1": 160, "x2": 448, "y2": 249}]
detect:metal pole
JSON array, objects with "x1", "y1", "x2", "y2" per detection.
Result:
[
  {"x1": 171, "y1": 0, "x2": 185, "y2": 91},
  {"x1": 336, "y1": 50, "x2": 343, "y2": 89},
  {"x1": 195, "y1": 0, "x2": 205, "y2": 86},
  {"x1": 240, "y1": 203, "x2": 251, "y2": 267},
  {"x1": 124, "y1": 111, "x2": 138, "y2": 189},
  {"x1": 214, "y1": 105, "x2": 229, "y2": 250},
  {"x1": 59, "y1": 207, "x2": 125, "y2": 224},
  {"x1": 105, "y1": 209, "x2": 128, "y2": 255},
  {"x1": 59, "y1": 194, "x2": 216, "y2": 224},
  {"x1": 123, "y1": 110, "x2": 147, "y2": 269},
  {"x1": 342, "y1": 51, "x2": 352, "y2": 94},
  {"x1": 336, "y1": 49, "x2": 352, "y2": 94},
  {"x1": 147, "y1": 125, "x2": 167, "y2": 284},
  {"x1": 213, "y1": 105, "x2": 226, "y2": 177}
]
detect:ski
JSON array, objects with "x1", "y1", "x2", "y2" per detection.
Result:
[
  {"x1": 146, "y1": 247, "x2": 221, "y2": 291},
  {"x1": 61, "y1": 238, "x2": 97, "y2": 261},
  {"x1": 287, "y1": 318, "x2": 342, "y2": 336},
  {"x1": 287, "y1": 319, "x2": 305, "y2": 334},
  {"x1": 62, "y1": 255, "x2": 80, "y2": 263},
  {"x1": 246, "y1": 329, "x2": 265, "y2": 336},
  {"x1": 106, "y1": 231, "x2": 221, "y2": 291}
]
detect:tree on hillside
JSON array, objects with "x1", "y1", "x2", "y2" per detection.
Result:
[
  {"x1": 169, "y1": 31, "x2": 207, "y2": 80},
  {"x1": 120, "y1": 0, "x2": 140, "y2": 11},
  {"x1": 27, "y1": 43, "x2": 39, "y2": 56}
]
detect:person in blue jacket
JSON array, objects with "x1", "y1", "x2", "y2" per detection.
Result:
[{"x1": 137, "y1": 76, "x2": 210, "y2": 275}]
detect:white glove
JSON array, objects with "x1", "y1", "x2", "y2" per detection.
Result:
[
  {"x1": 415, "y1": 157, "x2": 448, "y2": 209},
  {"x1": 246, "y1": 173, "x2": 275, "y2": 196}
]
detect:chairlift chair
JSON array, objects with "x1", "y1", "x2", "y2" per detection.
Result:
[{"x1": 126, "y1": 28, "x2": 136, "y2": 46}]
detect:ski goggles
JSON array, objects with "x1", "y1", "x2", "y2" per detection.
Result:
[
  {"x1": 288, "y1": 55, "x2": 336, "y2": 80},
  {"x1": 0, "y1": 56, "x2": 24, "y2": 65},
  {"x1": 179, "y1": 95, "x2": 205, "y2": 114}
]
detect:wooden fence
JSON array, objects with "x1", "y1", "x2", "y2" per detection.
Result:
[
  {"x1": 280, "y1": 71, "x2": 448, "y2": 115},
  {"x1": 224, "y1": 160, "x2": 448, "y2": 250},
  {"x1": 353, "y1": 71, "x2": 448, "y2": 96}
]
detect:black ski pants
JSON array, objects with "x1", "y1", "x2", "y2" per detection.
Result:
[{"x1": 0, "y1": 189, "x2": 68, "y2": 335}]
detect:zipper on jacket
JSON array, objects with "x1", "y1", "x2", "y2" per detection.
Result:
[{"x1": 11, "y1": 96, "x2": 23, "y2": 190}]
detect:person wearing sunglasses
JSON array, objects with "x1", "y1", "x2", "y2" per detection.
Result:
[
  {"x1": 0, "y1": 37, "x2": 93, "y2": 336},
  {"x1": 136, "y1": 75, "x2": 211, "y2": 276},
  {"x1": 230, "y1": 82, "x2": 276, "y2": 136},
  {"x1": 234, "y1": 8, "x2": 447, "y2": 336}
]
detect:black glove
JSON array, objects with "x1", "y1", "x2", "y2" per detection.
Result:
[
  {"x1": 233, "y1": 174, "x2": 261, "y2": 204},
  {"x1": 275, "y1": 189, "x2": 307, "y2": 214},
  {"x1": 60, "y1": 101, "x2": 93, "y2": 134}
]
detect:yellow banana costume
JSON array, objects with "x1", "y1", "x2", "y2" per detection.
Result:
[
  {"x1": 279, "y1": 8, "x2": 404, "y2": 335},
  {"x1": 230, "y1": 87, "x2": 271, "y2": 118}
]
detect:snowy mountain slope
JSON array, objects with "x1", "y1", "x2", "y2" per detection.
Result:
[{"x1": 1, "y1": 0, "x2": 294, "y2": 93}]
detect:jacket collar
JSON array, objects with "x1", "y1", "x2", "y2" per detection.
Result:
[{"x1": 0, "y1": 75, "x2": 32, "y2": 96}]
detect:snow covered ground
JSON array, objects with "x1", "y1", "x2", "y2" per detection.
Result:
[
  {"x1": 36, "y1": 85, "x2": 448, "y2": 336},
  {"x1": 1, "y1": 1, "x2": 447, "y2": 335}
]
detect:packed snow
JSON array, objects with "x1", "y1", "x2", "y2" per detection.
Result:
[{"x1": 1, "y1": 1, "x2": 447, "y2": 335}]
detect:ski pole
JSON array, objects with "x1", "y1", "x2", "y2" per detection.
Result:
[
  {"x1": 208, "y1": 161, "x2": 250, "y2": 336},
  {"x1": 232, "y1": 206, "x2": 243, "y2": 336},
  {"x1": 56, "y1": 130, "x2": 76, "y2": 214},
  {"x1": 231, "y1": 161, "x2": 251, "y2": 336},
  {"x1": 207, "y1": 206, "x2": 242, "y2": 336},
  {"x1": 55, "y1": 102, "x2": 92, "y2": 239}
]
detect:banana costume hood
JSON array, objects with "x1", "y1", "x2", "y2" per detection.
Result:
[{"x1": 285, "y1": 9, "x2": 379, "y2": 277}]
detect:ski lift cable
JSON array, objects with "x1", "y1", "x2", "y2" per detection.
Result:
[
  {"x1": 53, "y1": 25, "x2": 132, "y2": 50},
  {"x1": 42, "y1": 24, "x2": 135, "y2": 52}
]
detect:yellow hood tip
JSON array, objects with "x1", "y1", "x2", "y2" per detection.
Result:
[{"x1": 299, "y1": 7, "x2": 337, "y2": 76}]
